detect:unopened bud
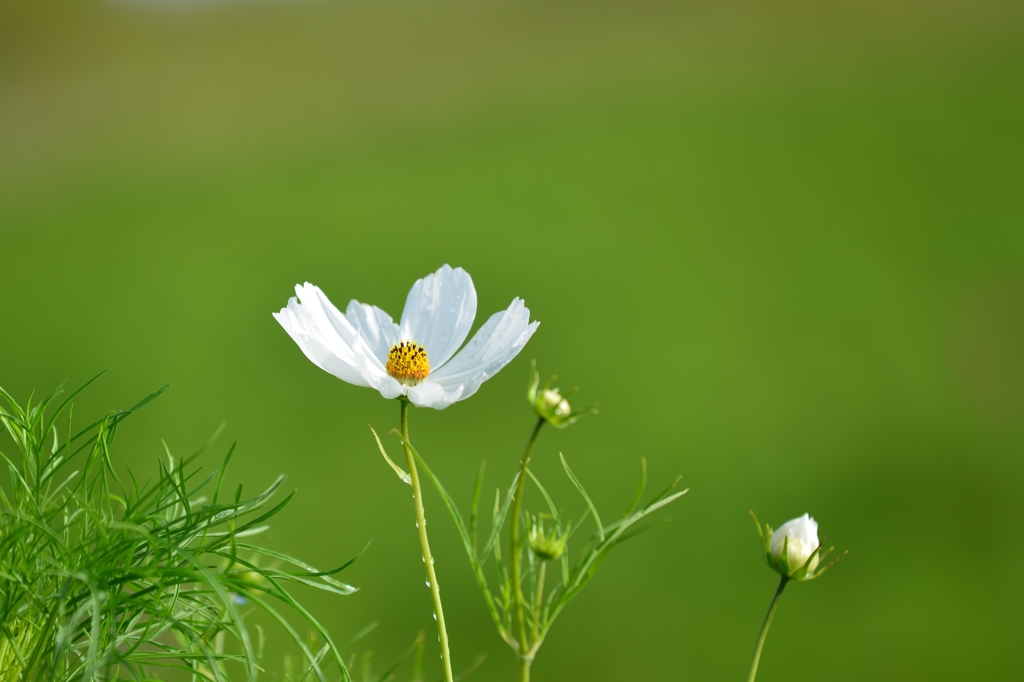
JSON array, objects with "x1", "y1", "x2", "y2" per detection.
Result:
[
  {"x1": 527, "y1": 361, "x2": 596, "y2": 429},
  {"x1": 751, "y1": 511, "x2": 845, "y2": 581},
  {"x1": 770, "y1": 514, "x2": 820, "y2": 578},
  {"x1": 529, "y1": 518, "x2": 567, "y2": 562}
]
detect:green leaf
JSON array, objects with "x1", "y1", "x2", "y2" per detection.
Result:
[
  {"x1": 471, "y1": 460, "x2": 486, "y2": 554},
  {"x1": 625, "y1": 457, "x2": 648, "y2": 516},
  {"x1": 559, "y1": 453, "x2": 603, "y2": 542},
  {"x1": 370, "y1": 425, "x2": 411, "y2": 485},
  {"x1": 481, "y1": 471, "x2": 520, "y2": 561}
]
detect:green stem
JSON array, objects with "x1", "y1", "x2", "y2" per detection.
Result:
[
  {"x1": 747, "y1": 577, "x2": 788, "y2": 682},
  {"x1": 510, "y1": 418, "x2": 545, "y2": 672},
  {"x1": 532, "y1": 561, "x2": 546, "y2": 645},
  {"x1": 401, "y1": 399, "x2": 454, "y2": 682}
]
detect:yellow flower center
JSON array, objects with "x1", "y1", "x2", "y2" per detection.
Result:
[{"x1": 386, "y1": 341, "x2": 430, "y2": 385}]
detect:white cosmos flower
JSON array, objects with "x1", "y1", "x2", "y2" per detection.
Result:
[
  {"x1": 273, "y1": 264, "x2": 540, "y2": 410},
  {"x1": 770, "y1": 514, "x2": 820, "y2": 576}
]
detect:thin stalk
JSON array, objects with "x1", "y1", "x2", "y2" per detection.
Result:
[
  {"x1": 532, "y1": 562, "x2": 546, "y2": 645},
  {"x1": 510, "y1": 418, "x2": 545, "y2": 679},
  {"x1": 400, "y1": 399, "x2": 454, "y2": 682},
  {"x1": 747, "y1": 577, "x2": 788, "y2": 682}
]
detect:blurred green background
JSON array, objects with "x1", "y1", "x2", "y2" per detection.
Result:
[{"x1": 2, "y1": 0, "x2": 1024, "y2": 679}]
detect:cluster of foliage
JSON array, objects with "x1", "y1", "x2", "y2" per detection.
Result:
[
  {"x1": 0, "y1": 376, "x2": 355, "y2": 682},
  {"x1": 373, "y1": 362, "x2": 687, "y2": 678},
  {"x1": 418, "y1": 449, "x2": 685, "y2": 663}
]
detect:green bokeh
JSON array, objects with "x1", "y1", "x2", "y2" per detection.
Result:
[{"x1": 2, "y1": 0, "x2": 1023, "y2": 679}]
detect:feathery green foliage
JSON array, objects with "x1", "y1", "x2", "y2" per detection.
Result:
[
  {"x1": 384, "y1": 430, "x2": 686, "y2": 665},
  {"x1": 0, "y1": 375, "x2": 354, "y2": 682}
]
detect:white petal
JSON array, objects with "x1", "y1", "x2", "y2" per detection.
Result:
[
  {"x1": 303, "y1": 284, "x2": 400, "y2": 385},
  {"x1": 770, "y1": 514, "x2": 819, "y2": 564},
  {"x1": 302, "y1": 285, "x2": 366, "y2": 352},
  {"x1": 345, "y1": 300, "x2": 400, "y2": 364},
  {"x1": 424, "y1": 297, "x2": 539, "y2": 405},
  {"x1": 399, "y1": 265, "x2": 477, "y2": 369},
  {"x1": 276, "y1": 284, "x2": 402, "y2": 399},
  {"x1": 370, "y1": 374, "x2": 407, "y2": 400},
  {"x1": 407, "y1": 381, "x2": 463, "y2": 409},
  {"x1": 341, "y1": 303, "x2": 412, "y2": 399},
  {"x1": 273, "y1": 296, "x2": 369, "y2": 386}
]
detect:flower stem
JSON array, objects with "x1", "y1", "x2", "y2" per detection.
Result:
[
  {"x1": 401, "y1": 399, "x2": 454, "y2": 682},
  {"x1": 533, "y1": 561, "x2": 546, "y2": 645},
  {"x1": 747, "y1": 576, "x2": 788, "y2": 682},
  {"x1": 510, "y1": 417, "x2": 545, "y2": 677}
]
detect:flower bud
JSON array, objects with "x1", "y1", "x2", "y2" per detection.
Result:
[
  {"x1": 770, "y1": 514, "x2": 819, "y2": 578},
  {"x1": 537, "y1": 388, "x2": 573, "y2": 424},
  {"x1": 751, "y1": 510, "x2": 844, "y2": 581},
  {"x1": 527, "y1": 361, "x2": 596, "y2": 429},
  {"x1": 528, "y1": 518, "x2": 567, "y2": 562},
  {"x1": 233, "y1": 569, "x2": 268, "y2": 587},
  {"x1": 224, "y1": 558, "x2": 270, "y2": 600}
]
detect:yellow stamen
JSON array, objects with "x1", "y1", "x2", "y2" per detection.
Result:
[{"x1": 386, "y1": 341, "x2": 430, "y2": 385}]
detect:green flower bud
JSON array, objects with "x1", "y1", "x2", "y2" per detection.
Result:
[
  {"x1": 527, "y1": 361, "x2": 596, "y2": 429},
  {"x1": 528, "y1": 518, "x2": 567, "y2": 562},
  {"x1": 538, "y1": 388, "x2": 572, "y2": 423},
  {"x1": 223, "y1": 557, "x2": 270, "y2": 601},
  {"x1": 233, "y1": 569, "x2": 268, "y2": 588}
]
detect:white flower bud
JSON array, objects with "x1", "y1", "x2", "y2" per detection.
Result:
[{"x1": 770, "y1": 514, "x2": 819, "y2": 576}]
